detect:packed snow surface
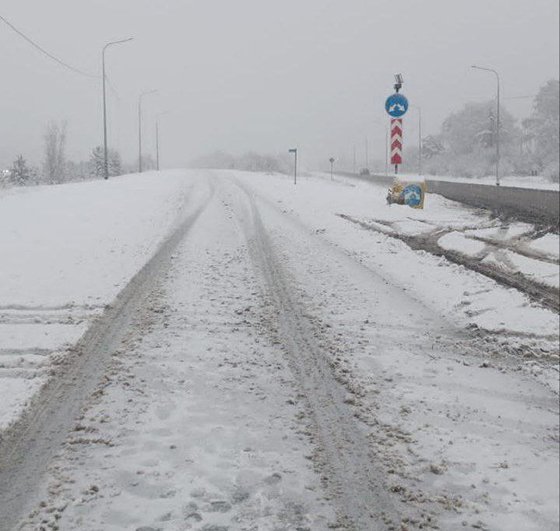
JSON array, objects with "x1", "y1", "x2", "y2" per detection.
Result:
[{"x1": 1, "y1": 170, "x2": 558, "y2": 530}]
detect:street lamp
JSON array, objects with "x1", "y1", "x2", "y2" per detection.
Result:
[
  {"x1": 288, "y1": 148, "x2": 298, "y2": 185},
  {"x1": 102, "y1": 37, "x2": 133, "y2": 180},
  {"x1": 472, "y1": 65, "x2": 501, "y2": 186},
  {"x1": 138, "y1": 89, "x2": 158, "y2": 173},
  {"x1": 155, "y1": 111, "x2": 170, "y2": 171},
  {"x1": 329, "y1": 157, "x2": 335, "y2": 180}
]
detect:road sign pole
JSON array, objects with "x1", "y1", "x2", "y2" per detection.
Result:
[
  {"x1": 385, "y1": 79, "x2": 408, "y2": 176},
  {"x1": 390, "y1": 118, "x2": 403, "y2": 174}
]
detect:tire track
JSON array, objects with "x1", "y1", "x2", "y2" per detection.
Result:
[
  {"x1": 0, "y1": 181, "x2": 214, "y2": 530},
  {"x1": 232, "y1": 182, "x2": 400, "y2": 530},
  {"x1": 339, "y1": 213, "x2": 560, "y2": 313}
]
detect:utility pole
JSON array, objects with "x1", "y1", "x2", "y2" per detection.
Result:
[
  {"x1": 385, "y1": 127, "x2": 389, "y2": 176},
  {"x1": 102, "y1": 37, "x2": 133, "y2": 179},
  {"x1": 418, "y1": 106, "x2": 422, "y2": 175},
  {"x1": 138, "y1": 89, "x2": 157, "y2": 173},
  {"x1": 155, "y1": 111, "x2": 170, "y2": 171},
  {"x1": 472, "y1": 65, "x2": 501, "y2": 186},
  {"x1": 289, "y1": 148, "x2": 298, "y2": 184}
]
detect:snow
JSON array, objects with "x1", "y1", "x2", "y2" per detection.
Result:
[
  {"x1": 488, "y1": 251, "x2": 560, "y2": 288},
  {"x1": 530, "y1": 233, "x2": 560, "y2": 258},
  {"x1": 0, "y1": 323, "x2": 87, "y2": 350},
  {"x1": 0, "y1": 171, "x2": 192, "y2": 307},
  {"x1": 438, "y1": 231, "x2": 487, "y2": 256},
  {"x1": 237, "y1": 171, "x2": 558, "y2": 338},
  {"x1": 465, "y1": 223, "x2": 534, "y2": 240},
  {"x1": 0, "y1": 171, "x2": 193, "y2": 430},
  {"x1": 19, "y1": 177, "x2": 335, "y2": 530},
  {"x1": 2, "y1": 169, "x2": 558, "y2": 530}
]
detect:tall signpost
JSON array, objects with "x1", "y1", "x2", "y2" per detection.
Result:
[{"x1": 385, "y1": 74, "x2": 409, "y2": 174}]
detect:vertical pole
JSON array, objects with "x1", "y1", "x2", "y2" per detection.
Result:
[
  {"x1": 385, "y1": 127, "x2": 389, "y2": 176},
  {"x1": 496, "y1": 73, "x2": 500, "y2": 186},
  {"x1": 330, "y1": 161, "x2": 333, "y2": 180},
  {"x1": 156, "y1": 120, "x2": 160, "y2": 171},
  {"x1": 138, "y1": 99, "x2": 142, "y2": 173},
  {"x1": 294, "y1": 150, "x2": 297, "y2": 185},
  {"x1": 418, "y1": 107, "x2": 422, "y2": 175},
  {"x1": 102, "y1": 48, "x2": 109, "y2": 180}
]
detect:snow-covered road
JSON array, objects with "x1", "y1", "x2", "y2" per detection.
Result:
[{"x1": 1, "y1": 170, "x2": 558, "y2": 530}]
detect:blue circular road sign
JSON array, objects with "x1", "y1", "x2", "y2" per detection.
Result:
[{"x1": 385, "y1": 93, "x2": 409, "y2": 117}]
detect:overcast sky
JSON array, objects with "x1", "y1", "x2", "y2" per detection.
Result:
[{"x1": 1, "y1": 0, "x2": 558, "y2": 170}]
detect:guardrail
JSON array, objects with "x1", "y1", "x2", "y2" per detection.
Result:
[{"x1": 336, "y1": 172, "x2": 559, "y2": 226}]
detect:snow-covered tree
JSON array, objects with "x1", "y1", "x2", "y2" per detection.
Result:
[
  {"x1": 43, "y1": 121, "x2": 67, "y2": 184},
  {"x1": 422, "y1": 135, "x2": 445, "y2": 160},
  {"x1": 10, "y1": 155, "x2": 33, "y2": 185},
  {"x1": 522, "y1": 79, "x2": 559, "y2": 180},
  {"x1": 441, "y1": 100, "x2": 519, "y2": 156},
  {"x1": 89, "y1": 146, "x2": 123, "y2": 178},
  {"x1": 421, "y1": 100, "x2": 522, "y2": 177}
]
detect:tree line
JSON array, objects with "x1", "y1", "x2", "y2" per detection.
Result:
[
  {"x1": 0, "y1": 121, "x2": 155, "y2": 188},
  {"x1": 403, "y1": 79, "x2": 559, "y2": 181}
]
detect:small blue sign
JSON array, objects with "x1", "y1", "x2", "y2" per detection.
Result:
[
  {"x1": 403, "y1": 184, "x2": 423, "y2": 207},
  {"x1": 385, "y1": 93, "x2": 409, "y2": 117}
]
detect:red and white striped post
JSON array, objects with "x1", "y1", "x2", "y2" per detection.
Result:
[{"x1": 390, "y1": 118, "x2": 403, "y2": 173}]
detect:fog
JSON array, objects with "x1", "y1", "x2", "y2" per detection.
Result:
[{"x1": 1, "y1": 0, "x2": 558, "y2": 170}]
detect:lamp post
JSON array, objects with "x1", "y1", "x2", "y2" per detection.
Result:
[
  {"x1": 288, "y1": 148, "x2": 298, "y2": 184},
  {"x1": 329, "y1": 157, "x2": 335, "y2": 180},
  {"x1": 472, "y1": 65, "x2": 501, "y2": 186},
  {"x1": 138, "y1": 90, "x2": 158, "y2": 173},
  {"x1": 155, "y1": 111, "x2": 170, "y2": 171},
  {"x1": 102, "y1": 37, "x2": 133, "y2": 180}
]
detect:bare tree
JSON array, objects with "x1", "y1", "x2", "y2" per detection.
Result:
[{"x1": 43, "y1": 121, "x2": 67, "y2": 184}]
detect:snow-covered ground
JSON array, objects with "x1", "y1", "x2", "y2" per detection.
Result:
[
  {"x1": 1, "y1": 169, "x2": 558, "y2": 530},
  {"x1": 0, "y1": 171, "x2": 193, "y2": 430},
  {"x1": 255, "y1": 171, "x2": 559, "y2": 342}
]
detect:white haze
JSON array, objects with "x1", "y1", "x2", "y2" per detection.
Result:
[{"x1": 0, "y1": 0, "x2": 558, "y2": 170}]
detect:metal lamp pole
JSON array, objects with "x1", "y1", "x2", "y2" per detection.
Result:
[
  {"x1": 329, "y1": 157, "x2": 335, "y2": 180},
  {"x1": 138, "y1": 90, "x2": 158, "y2": 173},
  {"x1": 472, "y1": 65, "x2": 501, "y2": 186},
  {"x1": 155, "y1": 111, "x2": 170, "y2": 171},
  {"x1": 102, "y1": 37, "x2": 133, "y2": 180}
]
